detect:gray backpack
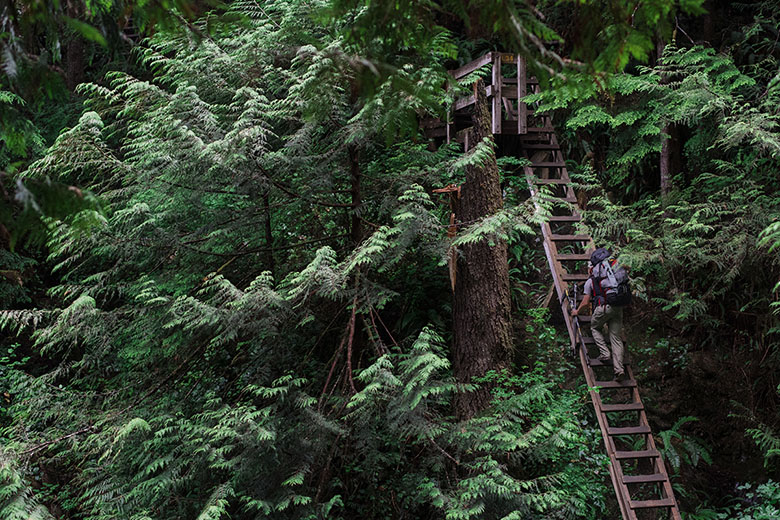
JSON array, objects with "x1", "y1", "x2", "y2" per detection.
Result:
[{"x1": 593, "y1": 259, "x2": 631, "y2": 307}]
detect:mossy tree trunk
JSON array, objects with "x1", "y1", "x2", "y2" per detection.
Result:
[{"x1": 452, "y1": 78, "x2": 513, "y2": 420}]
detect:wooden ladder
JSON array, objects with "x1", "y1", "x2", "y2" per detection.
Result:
[
  {"x1": 518, "y1": 120, "x2": 680, "y2": 520},
  {"x1": 521, "y1": 124, "x2": 682, "y2": 520},
  {"x1": 425, "y1": 52, "x2": 684, "y2": 519}
]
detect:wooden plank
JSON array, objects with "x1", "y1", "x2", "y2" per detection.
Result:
[
  {"x1": 531, "y1": 161, "x2": 566, "y2": 167},
  {"x1": 452, "y1": 85, "x2": 493, "y2": 112},
  {"x1": 454, "y1": 94, "x2": 476, "y2": 112},
  {"x1": 601, "y1": 402, "x2": 644, "y2": 412},
  {"x1": 548, "y1": 215, "x2": 582, "y2": 223},
  {"x1": 533, "y1": 178, "x2": 570, "y2": 185},
  {"x1": 615, "y1": 449, "x2": 660, "y2": 460},
  {"x1": 450, "y1": 52, "x2": 493, "y2": 79},
  {"x1": 593, "y1": 379, "x2": 638, "y2": 388},
  {"x1": 502, "y1": 97, "x2": 516, "y2": 119},
  {"x1": 515, "y1": 133, "x2": 552, "y2": 141},
  {"x1": 523, "y1": 143, "x2": 560, "y2": 150},
  {"x1": 503, "y1": 76, "x2": 539, "y2": 85},
  {"x1": 561, "y1": 273, "x2": 589, "y2": 281},
  {"x1": 492, "y1": 54, "x2": 502, "y2": 134},
  {"x1": 607, "y1": 425, "x2": 651, "y2": 435},
  {"x1": 499, "y1": 89, "x2": 520, "y2": 99},
  {"x1": 630, "y1": 498, "x2": 675, "y2": 509},
  {"x1": 623, "y1": 474, "x2": 667, "y2": 484},
  {"x1": 550, "y1": 234, "x2": 590, "y2": 241},
  {"x1": 556, "y1": 252, "x2": 589, "y2": 259},
  {"x1": 518, "y1": 55, "x2": 527, "y2": 134}
]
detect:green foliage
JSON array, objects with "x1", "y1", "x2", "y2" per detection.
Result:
[
  {"x1": 684, "y1": 481, "x2": 780, "y2": 520},
  {"x1": 6, "y1": 0, "x2": 780, "y2": 517},
  {"x1": 656, "y1": 416, "x2": 712, "y2": 474},
  {"x1": 348, "y1": 333, "x2": 609, "y2": 519},
  {"x1": 0, "y1": 2, "x2": 610, "y2": 517}
]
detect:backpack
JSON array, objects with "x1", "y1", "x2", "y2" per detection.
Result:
[{"x1": 590, "y1": 249, "x2": 631, "y2": 307}]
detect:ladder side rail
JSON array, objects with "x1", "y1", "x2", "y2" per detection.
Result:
[
  {"x1": 524, "y1": 119, "x2": 679, "y2": 519},
  {"x1": 578, "y1": 337, "x2": 636, "y2": 519}
]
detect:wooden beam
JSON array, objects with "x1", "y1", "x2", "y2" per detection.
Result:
[
  {"x1": 453, "y1": 85, "x2": 493, "y2": 113},
  {"x1": 449, "y1": 52, "x2": 493, "y2": 79},
  {"x1": 517, "y1": 55, "x2": 527, "y2": 134},
  {"x1": 492, "y1": 54, "x2": 502, "y2": 134}
]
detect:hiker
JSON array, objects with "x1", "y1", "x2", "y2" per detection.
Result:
[{"x1": 571, "y1": 252, "x2": 630, "y2": 381}]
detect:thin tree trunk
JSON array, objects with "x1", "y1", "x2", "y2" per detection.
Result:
[
  {"x1": 263, "y1": 192, "x2": 275, "y2": 274},
  {"x1": 660, "y1": 126, "x2": 671, "y2": 198},
  {"x1": 452, "y1": 78, "x2": 513, "y2": 420},
  {"x1": 349, "y1": 144, "x2": 362, "y2": 245},
  {"x1": 65, "y1": 0, "x2": 85, "y2": 90}
]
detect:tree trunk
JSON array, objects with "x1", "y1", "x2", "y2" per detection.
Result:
[
  {"x1": 452, "y1": 78, "x2": 513, "y2": 420},
  {"x1": 263, "y1": 192, "x2": 275, "y2": 275},
  {"x1": 349, "y1": 144, "x2": 362, "y2": 245},
  {"x1": 65, "y1": 0, "x2": 86, "y2": 91}
]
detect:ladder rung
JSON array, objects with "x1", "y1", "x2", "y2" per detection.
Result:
[
  {"x1": 581, "y1": 335, "x2": 595, "y2": 344},
  {"x1": 523, "y1": 143, "x2": 560, "y2": 150},
  {"x1": 556, "y1": 253, "x2": 589, "y2": 260},
  {"x1": 607, "y1": 425, "x2": 651, "y2": 435},
  {"x1": 593, "y1": 379, "x2": 638, "y2": 388},
  {"x1": 526, "y1": 127, "x2": 554, "y2": 133},
  {"x1": 550, "y1": 234, "x2": 589, "y2": 241},
  {"x1": 561, "y1": 273, "x2": 589, "y2": 281},
  {"x1": 531, "y1": 161, "x2": 566, "y2": 167},
  {"x1": 533, "y1": 178, "x2": 569, "y2": 184},
  {"x1": 623, "y1": 473, "x2": 667, "y2": 484},
  {"x1": 587, "y1": 356, "x2": 610, "y2": 366},
  {"x1": 516, "y1": 134, "x2": 552, "y2": 141},
  {"x1": 615, "y1": 449, "x2": 660, "y2": 460},
  {"x1": 630, "y1": 498, "x2": 675, "y2": 509},
  {"x1": 545, "y1": 194, "x2": 577, "y2": 203},
  {"x1": 601, "y1": 402, "x2": 643, "y2": 412}
]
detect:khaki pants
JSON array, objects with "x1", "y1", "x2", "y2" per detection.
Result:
[{"x1": 591, "y1": 304, "x2": 625, "y2": 375}]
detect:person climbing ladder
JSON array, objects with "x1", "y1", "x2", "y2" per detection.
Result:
[{"x1": 571, "y1": 247, "x2": 631, "y2": 381}]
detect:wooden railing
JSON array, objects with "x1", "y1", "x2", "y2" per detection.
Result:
[{"x1": 448, "y1": 51, "x2": 528, "y2": 135}]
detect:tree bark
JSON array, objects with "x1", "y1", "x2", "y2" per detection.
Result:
[
  {"x1": 65, "y1": 0, "x2": 86, "y2": 91},
  {"x1": 452, "y1": 79, "x2": 513, "y2": 420}
]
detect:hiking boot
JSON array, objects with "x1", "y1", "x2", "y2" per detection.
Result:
[
  {"x1": 614, "y1": 371, "x2": 628, "y2": 382},
  {"x1": 597, "y1": 355, "x2": 612, "y2": 364}
]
